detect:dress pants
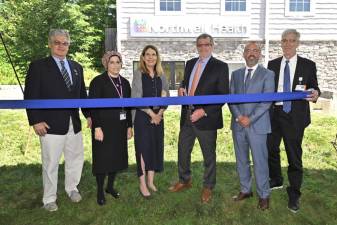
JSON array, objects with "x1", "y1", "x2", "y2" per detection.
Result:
[
  {"x1": 268, "y1": 107, "x2": 304, "y2": 199},
  {"x1": 178, "y1": 110, "x2": 217, "y2": 189},
  {"x1": 40, "y1": 118, "x2": 84, "y2": 204},
  {"x1": 232, "y1": 128, "x2": 270, "y2": 199}
]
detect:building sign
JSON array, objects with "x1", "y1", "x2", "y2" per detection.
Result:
[{"x1": 130, "y1": 16, "x2": 250, "y2": 37}]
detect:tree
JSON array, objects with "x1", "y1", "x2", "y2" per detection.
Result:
[
  {"x1": 0, "y1": 0, "x2": 111, "y2": 81},
  {"x1": 76, "y1": 0, "x2": 116, "y2": 69}
]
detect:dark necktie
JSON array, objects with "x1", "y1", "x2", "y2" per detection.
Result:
[
  {"x1": 60, "y1": 60, "x2": 72, "y2": 91},
  {"x1": 283, "y1": 60, "x2": 291, "y2": 113},
  {"x1": 245, "y1": 69, "x2": 253, "y2": 93}
]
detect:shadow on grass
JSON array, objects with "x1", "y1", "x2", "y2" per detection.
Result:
[{"x1": 1, "y1": 161, "x2": 337, "y2": 225}]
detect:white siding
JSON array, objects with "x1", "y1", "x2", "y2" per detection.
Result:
[
  {"x1": 118, "y1": 0, "x2": 337, "y2": 43},
  {"x1": 268, "y1": 0, "x2": 337, "y2": 40}
]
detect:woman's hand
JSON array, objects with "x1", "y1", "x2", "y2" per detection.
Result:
[
  {"x1": 150, "y1": 113, "x2": 162, "y2": 125},
  {"x1": 95, "y1": 127, "x2": 104, "y2": 142}
]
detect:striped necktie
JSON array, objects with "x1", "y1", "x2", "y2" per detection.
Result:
[{"x1": 60, "y1": 60, "x2": 72, "y2": 91}]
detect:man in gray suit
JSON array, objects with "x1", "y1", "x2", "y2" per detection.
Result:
[{"x1": 229, "y1": 42, "x2": 275, "y2": 210}]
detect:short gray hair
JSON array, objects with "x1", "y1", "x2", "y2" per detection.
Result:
[
  {"x1": 281, "y1": 29, "x2": 300, "y2": 41},
  {"x1": 48, "y1": 29, "x2": 70, "y2": 44},
  {"x1": 196, "y1": 33, "x2": 214, "y2": 45}
]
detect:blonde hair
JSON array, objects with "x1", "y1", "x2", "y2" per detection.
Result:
[{"x1": 139, "y1": 45, "x2": 164, "y2": 76}]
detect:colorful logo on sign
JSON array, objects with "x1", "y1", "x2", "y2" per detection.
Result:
[{"x1": 133, "y1": 19, "x2": 149, "y2": 33}]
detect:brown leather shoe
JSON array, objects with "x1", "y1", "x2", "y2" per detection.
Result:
[
  {"x1": 232, "y1": 192, "x2": 253, "y2": 201},
  {"x1": 168, "y1": 179, "x2": 192, "y2": 192},
  {"x1": 258, "y1": 197, "x2": 269, "y2": 210},
  {"x1": 201, "y1": 187, "x2": 212, "y2": 203}
]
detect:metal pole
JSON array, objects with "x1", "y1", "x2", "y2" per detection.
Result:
[{"x1": 0, "y1": 31, "x2": 24, "y2": 94}]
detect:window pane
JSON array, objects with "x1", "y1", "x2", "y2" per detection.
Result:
[
  {"x1": 175, "y1": 2, "x2": 181, "y2": 11},
  {"x1": 160, "y1": 2, "x2": 166, "y2": 11},
  {"x1": 304, "y1": 2, "x2": 310, "y2": 11},
  {"x1": 296, "y1": 2, "x2": 303, "y2": 11},
  {"x1": 290, "y1": 3, "x2": 296, "y2": 11},
  {"x1": 167, "y1": 2, "x2": 174, "y2": 11}
]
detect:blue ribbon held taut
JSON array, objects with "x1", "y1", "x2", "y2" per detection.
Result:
[{"x1": 0, "y1": 92, "x2": 309, "y2": 109}]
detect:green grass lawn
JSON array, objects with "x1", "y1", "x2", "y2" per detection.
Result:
[{"x1": 0, "y1": 108, "x2": 337, "y2": 225}]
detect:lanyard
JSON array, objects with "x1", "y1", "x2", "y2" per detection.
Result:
[{"x1": 108, "y1": 75, "x2": 123, "y2": 98}]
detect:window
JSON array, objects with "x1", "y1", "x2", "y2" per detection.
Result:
[
  {"x1": 160, "y1": 0, "x2": 181, "y2": 12},
  {"x1": 285, "y1": 0, "x2": 314, "y2": 17},
  {"x1": 221, "y1": 0, "x2": 249, "y2": 16},
  {"x1": 289, "y1": 0, "x2": 310, "y2": 12},
  {"x1": 225, "y1": 0, "x2": 246, "y2": 11},
  {"x1": 133, "y1": 61, "x2": 185, "y2": 90},
  {"x1": 155, "y1": 0, "x2": 185, "y2": 15}
]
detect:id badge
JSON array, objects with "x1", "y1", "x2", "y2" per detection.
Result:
[
  {"x1": 295, "y1": 84, "x2": 306, "y2": 91},
  {"x1": 120, "y1": 111, "x2": 126, "y2": 120}
]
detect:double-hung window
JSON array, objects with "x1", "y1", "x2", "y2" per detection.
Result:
[
  {"x1": 285, "y1": 0, "x2": 315, "y2": 17},
  {"x1": 156, "y1": 0, "x2": 185, "y2": 15}
]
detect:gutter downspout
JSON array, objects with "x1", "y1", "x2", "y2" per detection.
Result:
[{"x1": 264, "y1": 0, "x2": 270, "y2": 67}]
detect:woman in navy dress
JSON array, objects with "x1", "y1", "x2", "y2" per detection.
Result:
[
  {"x1": 132, "y1": 45, "x2": 169, "y2": 198},
  {"x1": 89, "y1": 51, "x2": 133, "y2": 205}
]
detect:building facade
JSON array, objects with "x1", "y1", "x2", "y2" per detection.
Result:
[{"x1": 117, "y1": 0, "x2": 337, "y2": 112}]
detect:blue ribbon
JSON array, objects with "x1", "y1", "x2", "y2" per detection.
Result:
[{"x1": 0, "y1": 92, "x2": 309, "y2": 109}]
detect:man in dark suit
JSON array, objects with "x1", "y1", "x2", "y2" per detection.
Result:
[
  {"x1": 267, "y1": 29, "x2": 320, "y2": 213},
  {"x1": 168, "y1": 33, "x2": 229, "y2": 203},
  {"x1": 229, "y1": 42, "x2": 275, "y2": 210},
  {"x1": 24, "y1": 29, "x2": 91, "y2": 212}
]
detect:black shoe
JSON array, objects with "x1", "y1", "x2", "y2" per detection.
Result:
[
  {"x1": 288, "y1": 198, "x2": 300, "y2": 213},
  {"x1": 97, "y1": 197, "x2": 106, "y2": 206},
  {"x1": 105, "y1": 188, "x2": 120, "y2": 199},
  {"x1": 270, "y1": 180, "x2": 283, "y2": 190},
  {"x1": 97, "y1": 192, "x2": 106, "y2": 206}
]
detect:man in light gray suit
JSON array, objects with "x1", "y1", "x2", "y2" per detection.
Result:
[{"x1": 229, "y1": 42, "x2": 275, "y2": 210}]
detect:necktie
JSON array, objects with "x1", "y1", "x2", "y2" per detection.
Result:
[
  {"x1": 60, "y1": 60, "x2": 72, "y2": 91},
  {"x1": 188, "y1": 61, "x2": 203, "y2": 96},
  {"x1": 283, "y1": 60, "x2": 291, "y2": 113},
  {"x1": 245, "y1": 69, "x2": 253, "y2": 93}
]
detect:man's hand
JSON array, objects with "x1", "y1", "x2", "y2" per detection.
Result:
[
  {"x1": 95, "y1": 127, "x2": 104, "y2": 142},
  {"x1": 190, "y1": 108, "x2": 206, "y2": 123},
  {"x1": 127, "y1": 127, "x2": 133, "y2": 139},
  {"x1": 33, "y1": 122, "x2": 50, "y2": 136},
  {"x1": 238, "y1": 115, "x2": 251, "y2": 128},
  {"x1": 86, "y1": 117, "x2": 92, "y2": 128},
  {"x1": 306, "y1": 89, "x2": 319, "y2": 102}
]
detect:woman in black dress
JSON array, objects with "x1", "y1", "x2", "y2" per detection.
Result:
[
  {"x1": 89, "y1": 51, "x2": 133, "y2": 205},
  {"x1": 132, "y1": 45, "x2": 169, "y2": 198}
]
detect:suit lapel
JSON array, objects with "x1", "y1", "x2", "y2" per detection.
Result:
[
  {"x1": 239, "y1": 68, "x2": 246, "y2": 93},
  {"x1": 292, "y1": 55, "x2": 302, "y2": 91},
  {"x1": 273, "y1": 57, "x2": 282, "y2": 91}
]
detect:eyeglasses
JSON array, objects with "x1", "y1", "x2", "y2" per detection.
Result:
[
  {"x1": 244, "y1": 49, "x2": 260, "y2": 54},
  {"x1": 53, "y1": 41, "x2": 70, "y2": 47},
  {"x1": 197, "y1": 43, "x2": 212, "y2": 48},
  {"x1": 281, "y1": 39, "x2": 297, "y2": 44}
]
